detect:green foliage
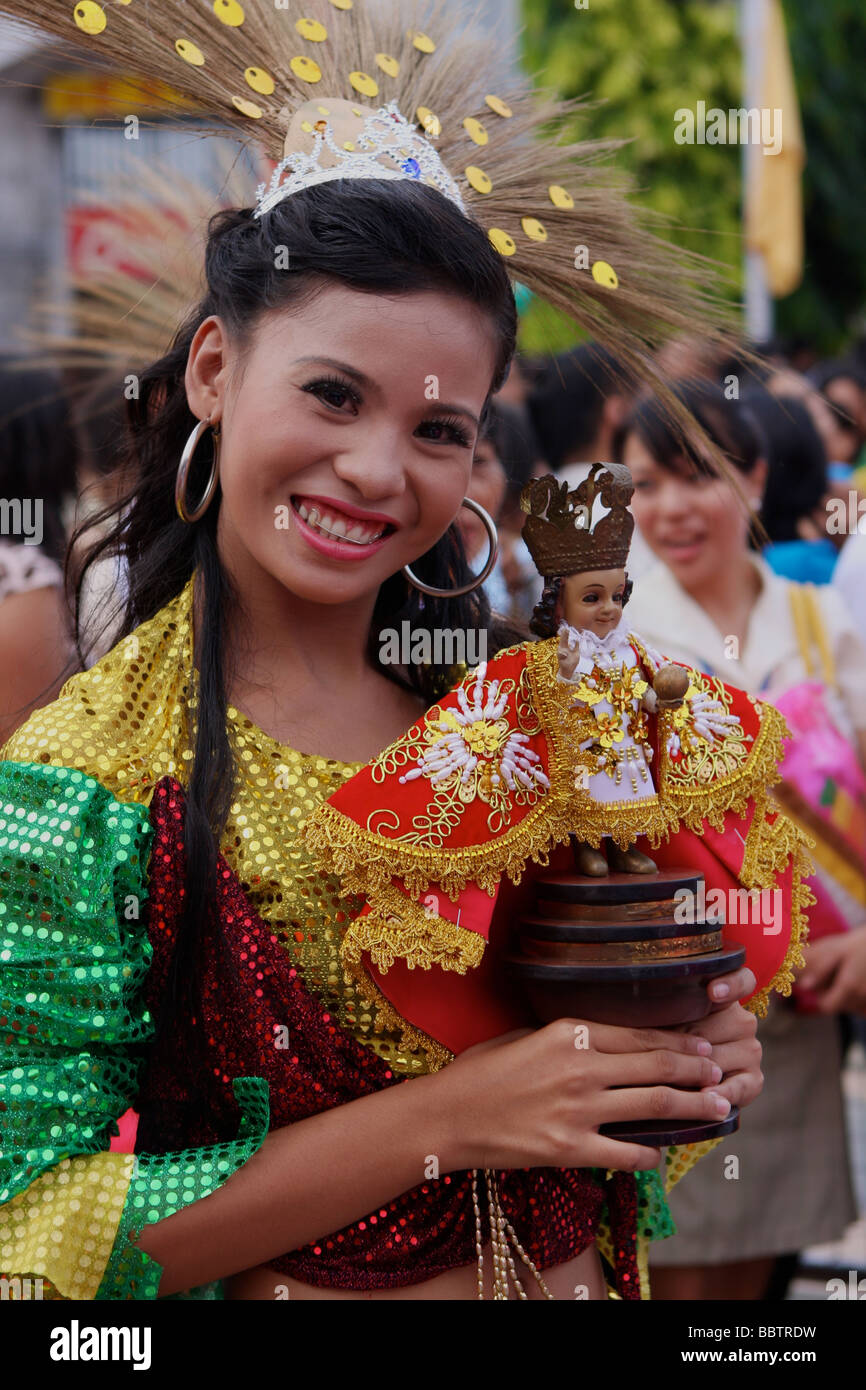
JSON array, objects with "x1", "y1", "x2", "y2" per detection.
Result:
[
  {"x1": 776, "y1": 0, "x2": 866, "y2": 352},
  {"x1": 518, "y1": 0, "x2": 742, "y2": 355},
  {"x1": 518, "y1": 0, "x2": 866, "y2": 356}
]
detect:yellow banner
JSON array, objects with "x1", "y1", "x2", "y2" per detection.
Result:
[{"x1": 43, "y1": 71, "x2": 197, "y2": 121}]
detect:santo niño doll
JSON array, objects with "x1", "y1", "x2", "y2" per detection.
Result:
[
  {"x1": 295, "y1": 461, "x2": 807, "y2": 1296},
  {"x1": 299, "y1": 462, "x2": 806, "y2": 1017},
  {"x1": 521, "y1": 463, "x2": 742, "y2": 876}
]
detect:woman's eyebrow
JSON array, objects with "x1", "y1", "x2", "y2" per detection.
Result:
[
  {"x1": 422, "y1": 400, "x2": 480, "y2": 428},
  {"x1": 293, "y1": 356, "x2": 479, "y2": 427},
  {"x1": 294, "y1": 355, "x2": 373, "y2": 387}
]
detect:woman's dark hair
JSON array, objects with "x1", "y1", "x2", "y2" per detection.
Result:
[
  {"x1": 808, "y1": 357, "x2": 866, "y2": 398},
  {"x1": 740, "y1": 390, "x2": 828, "y2": 542},
  {"x1": 613, "y1": 379, "x2": 764, "y2": 479},
  {"x1": 0, "y1": 360, "x2": 78, "y2": 565},
  {"x1": 807, "y1": 359, "x2": 866, "y2": 440},
  {"x1": 71, "y1": 179, "x2": 518, "y2": 1022},
  {"x1": 483, "y1": 400, "x2": 541, "y2": 507},
  {"x1": 71, "y1": 372, "x2": 131, "y2": 480},
  {"x1": 526, "y1": 343, "x2": 637, "y2": 472}
]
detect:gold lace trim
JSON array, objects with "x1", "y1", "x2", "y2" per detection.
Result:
[
  {"x1": 744, "y1": 837, "x2": 814, "y2": 1019},
  {"x1": 341, "y1": 881, "x2": 486, "y2": 976},
  {"x1": 346, "y1": 955, "x2": 455, "y2": 1073},
  {"x1": 558, "y1": 786, "x2": 678, "y2": 851},
  {"x1": 301, "y1": 793, "x2": 581, "y2": 901}
]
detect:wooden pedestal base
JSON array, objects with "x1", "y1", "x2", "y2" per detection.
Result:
[
  {"x1": 599, "y1": 1107, "x2": 741, "y2": 1148},
  {"x1": 507, "y1": 866, "x2": 746, "y2": 1147}
]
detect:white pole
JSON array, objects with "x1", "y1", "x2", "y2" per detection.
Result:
[{"x1": 741, "y1": 0, "x2": 773, "y2": 343}]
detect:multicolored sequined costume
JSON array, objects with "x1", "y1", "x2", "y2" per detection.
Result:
[{"x1": 0, "y1": 574, "x2": 810, "y2": 1300}]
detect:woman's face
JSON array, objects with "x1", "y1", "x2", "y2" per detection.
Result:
[
  {"x1": 804, "y1": 388, "x2": 859, "y2": 465},
  {"x1": 623, "y1": 432, "x2": 761, "y2": 593},
  {"x1": 824, "y1": 376, "x2": 866, "y2": 439},
  {"x1": 459, "y1": 433, "x2": 507, "y2": 560},
  {"x1": 185, "y1": 284, "x2": 499, "y2": 610}
]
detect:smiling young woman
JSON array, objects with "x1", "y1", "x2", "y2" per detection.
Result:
[
  {"x1": 0, "y1": 173, "x2": 769, "y2": 1306},
  {"x1": 0, "y1": 0, "x2": 786, "y2": 1306}
]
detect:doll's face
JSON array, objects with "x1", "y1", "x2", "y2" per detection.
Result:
[
  {"x1": 561, "y1": 567, "x2": 628, "y2": 638},
  {"x1": 184, "y1": 284, "x2": 499, "y2": 611}
]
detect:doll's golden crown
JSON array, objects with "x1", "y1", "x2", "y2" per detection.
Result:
[{"x1": 520, "y1": 463, "x2": 634, "y2": 577}]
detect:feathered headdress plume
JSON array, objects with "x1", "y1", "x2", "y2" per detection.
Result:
[
  {"x1": 22, "y1": 155, "x2": 257, "y2": 373},
  {"x1": 0, "y1": 0, "x2": 741, "y2": 407}
]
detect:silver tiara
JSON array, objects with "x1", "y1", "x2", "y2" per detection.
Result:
[{"x1": 253, "y1": 102, "x2": 467, "y2": 219}]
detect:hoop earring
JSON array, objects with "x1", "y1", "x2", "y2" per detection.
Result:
[
  {"x1": 175, "y1": 418, "x2": 220, "y2": 523},
  {"x1": 402, "y1": 497, "x2": 499, "y2": 598}
]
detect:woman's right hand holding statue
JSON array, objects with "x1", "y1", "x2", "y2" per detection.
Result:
[{"x1": 438, "y1": 1015, "x2": 733, "y2": 1176}]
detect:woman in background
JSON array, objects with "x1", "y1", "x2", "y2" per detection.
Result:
[
  {"x1": 617, "y1": 380, "x2": 865, "y2": 1301},
  {"x1": 744, "y1": 390, "x2": 838, "y2": 584},
  {"x1": 459, "y1": 400, "x2": 542, "y2": 623}
]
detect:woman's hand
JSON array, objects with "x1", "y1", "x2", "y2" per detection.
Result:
[
  {"x1": 666, "y1": 965, "x2": 764, "y2": 1109},
  {"x1": 441, "y1": 1017, "x2": 731, "y2": 1177},
  {"x1": 675, "y1": 965, "x2": 763, "y2": 1109},
  {"x1": 799, "y1": 930, "x2": 866, "y2": 1014},
  {"x1": 439, "y1": 965, "x2": 764, "y2": 1177}
]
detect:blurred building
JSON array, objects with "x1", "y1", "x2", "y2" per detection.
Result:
[
  {"x1": 0, "y1": 1, "x2": 518, "y2": 351},
  {"x1": 0, "y1": 19, "x2": 252, "y2": 350}
]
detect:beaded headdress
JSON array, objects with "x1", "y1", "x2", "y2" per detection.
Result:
[
  {"x1": 5, "y1": 0, "x2": 738, "y2": 416},
  {"x1": 521, "y1": 464, "x2": 634, "y2": 578}
]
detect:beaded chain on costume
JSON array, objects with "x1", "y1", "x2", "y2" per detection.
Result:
[{"x1": 472, "y1": 1171, "x2": 555, "y2": 1300}]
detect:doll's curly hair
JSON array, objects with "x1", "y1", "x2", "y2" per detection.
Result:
[
  {"x1": 529, "y1": 574, "x2": 633, "y2": 638},
  {"x1": 529, "y1": 576, "x2": 563, "y2": 637}
]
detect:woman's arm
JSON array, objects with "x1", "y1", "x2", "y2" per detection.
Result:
[
  {"x1": 0, "y1": 760, "x2": 760, "y2": 1299},
  {"x1": 139, "y1": 994, "x2": 753, "y2": 1296},
  {"x1": 138, "y1": 1058, "x2": 459, "y2": 1295},
  {"x1": 0, "y1": 586, "x2": 74, "y2": 745}
]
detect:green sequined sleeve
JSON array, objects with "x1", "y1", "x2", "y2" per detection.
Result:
[{"x1": 0, "y1": 760, "x2": 270, "y2": 1300}]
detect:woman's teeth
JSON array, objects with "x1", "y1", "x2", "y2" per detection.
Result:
[
  {"x1": 294, "y1": 500, "x2": 386, "y2": 546},
  {"x1": 665, "y1": 538, "x2": 704, "y2": 552}
]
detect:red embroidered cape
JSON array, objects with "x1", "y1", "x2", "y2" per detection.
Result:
[{"x1": 302, "y1": 634, "x2": 812, "y2": 1058}]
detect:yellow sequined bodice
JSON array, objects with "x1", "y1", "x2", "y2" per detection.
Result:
[{"x1": 1, "y1": 573, "x2": 435, "y2": 1076}]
